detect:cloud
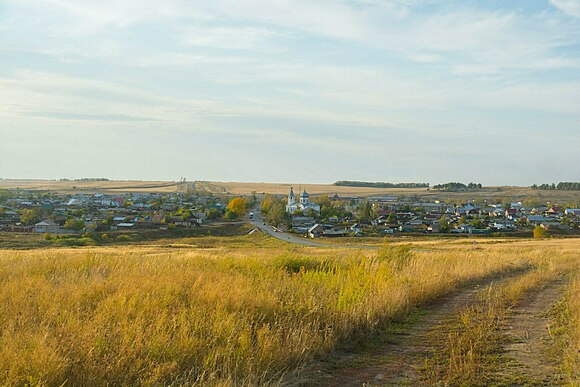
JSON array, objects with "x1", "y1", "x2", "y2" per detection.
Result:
[
  {"x1": 550, "y1": 0, "x2": 580, "y2": 18},
  {"x1": 181, "y1": 26, "x2": 285, "y2": 50}
]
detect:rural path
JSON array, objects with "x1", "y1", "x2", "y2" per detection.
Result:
[
  {"x1": 500, "y1": 278, "x2": 568, "y2": 385},
  {"x1": 292, "y1": 267, "x2": 533, "y2": 387}
]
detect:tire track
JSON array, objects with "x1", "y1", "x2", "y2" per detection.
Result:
[
  {"x1": 288, "y1": 266, "x2": 533, "y2": 387},
  {"x1": 500, "y1": 278, "x2": 568, "y2": 385}
]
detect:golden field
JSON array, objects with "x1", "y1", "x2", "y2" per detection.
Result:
[
  {"x1": 198, "y1": 181, "x2": 580, "y2": 202},
  {"x1": 0, "y1": 237, "x2": 578, "y2": 386},
  {"x1": 2, "y1": 179, "x2": 580, "y2": 203}
]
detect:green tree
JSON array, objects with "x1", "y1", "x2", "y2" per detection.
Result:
[
  {"x1": 305, "y1": 208, "x2": 317, "y2": 218},
  {"x1": 387, "y1": 212, "x2": 398, "y2": 224},
  {"x1": 206, "y1": 208, "x2": 222, "y2": 220},
  {"x1": 19, "y1": 209, "x2": 40, "y2": 225},
  {"x1": 267, "y1": 202, "x2": 289, "y2": 227},
  {"x1": 438, "y1": 215, "x2": 450, "y2": 232},
  {"x1": 63, "y1": 218, "x2": 85, "y2": 231},
  {"x1": 358, "y1": 201, "x2": 374, "y2": 223},
  {"x1": 470, "y1": 216, "x2": 484, "y2": 229}
]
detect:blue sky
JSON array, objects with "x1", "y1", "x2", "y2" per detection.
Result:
[{"x1": 1, "y1": 0, "x2": 579, "y2": 185}]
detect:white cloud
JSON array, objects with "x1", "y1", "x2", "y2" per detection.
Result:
[{"x1": 550, "y1": 0, "x2": 580, "y2": 18}]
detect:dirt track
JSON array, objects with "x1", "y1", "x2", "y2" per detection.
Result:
[
  {"x1": 290, "y1": 267, "x2": 535, "y2": 386},
  {"x1": 501, "y1": 279, "x2": 567, "y2": 385}
]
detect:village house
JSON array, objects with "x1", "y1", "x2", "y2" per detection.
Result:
[
  {"x1": 307, "y1": 224, "x2": 324, "y2": 238},
  {"x1": 34, "y1": 220, "x2": 60, "y2": 233}
]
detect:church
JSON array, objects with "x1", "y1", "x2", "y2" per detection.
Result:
[{"x1": 286, "y1": 187, "x2": 321, "y2": 214}]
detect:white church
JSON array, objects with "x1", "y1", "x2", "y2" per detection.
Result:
[{"x1": 286, "y1": 187, "x2": 321, "y2": 214}]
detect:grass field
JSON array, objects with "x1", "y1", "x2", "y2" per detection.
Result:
[{"x1": 0, "y1": 236, "x2": 578, "y2": 386}]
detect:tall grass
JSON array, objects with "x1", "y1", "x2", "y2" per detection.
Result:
[
  {"x1": 0, "y1": 240, "x2": 576, "y2": 385},
  {"x1": 553, "y1": 268, "x2": 580, "y2": 385},
  {"x1": 420, "y1": 250, "x2": 578, "y2": 386}
]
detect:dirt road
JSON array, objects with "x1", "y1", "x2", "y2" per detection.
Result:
[{"x1": 290, "y1": 268, "x2": 531, "y2": 386}]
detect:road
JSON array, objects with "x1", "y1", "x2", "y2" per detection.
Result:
[
  {"x1": 246, "y1": 209, "x2": 386, "y2": 250},
  {"x1": 247, "y1": 210, "x2": 330, "y2": 247}
]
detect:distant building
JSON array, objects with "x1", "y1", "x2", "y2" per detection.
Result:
[
  {"x1": 308, "y1": 224, "x2": 324, "y2": 238},
  {"x1": 34, "y1": 220, "x2": 60, "y2": 233},
  {"x1": 286, "y1": 187, "x2": 321, "y2": 214}
]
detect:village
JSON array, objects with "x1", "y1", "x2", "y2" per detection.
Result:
[
  {"x1": 280, "y1": 187, "x2": 580, "y2": 238},
  {"x1": 1, "y1": 185, "x2": 579, "y2": 242},
  {"x1": 0, "y1": 191, "x2": 222, "y2": 237}
]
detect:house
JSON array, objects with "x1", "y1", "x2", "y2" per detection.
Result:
[
  {"x1": 367, "y1": 196, "x2": 397, "y2": 203},
  {"x1": 350, "y1": 223, "x2": 362, "y2": 234},
  {"x1": 527, "y1": 215, "x2": 547, "y2": 225},
  {"x1": 323, "y1": 228, "x2": 349, "y2": 237},
  {"x1": 34, "y1": 220, "x2": 60, "y2": 233},
  {"x1": 292, "y1": 216, "x2": 316, "y2": 228},
  {"x1": 308, "y1": 224, "x2": 324, "y2": 238},
  {"x1": 565, "y1": 208, "x2": 580, "y2": 217},
  {"x1": 112, "y1": 216, "x2": 126, "y2": 224},
  {"x1": 505, "y1": 208, "x2": 518, "y2": 219},
  {"x1": 469, "y1": 228, "x2": 491, "y2": 235},
  {"x1": 151, "y1": 211, "x2": 166, "y2": 224}
]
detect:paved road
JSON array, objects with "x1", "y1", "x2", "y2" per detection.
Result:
[
  {"x1": 246, "y1": 209, "x2": 384, "y2": 250},
  {"x1": 247, "y1": 209, "x2": 330, "y2": 247}
]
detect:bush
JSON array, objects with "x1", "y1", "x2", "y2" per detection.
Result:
[{"x1": 533, "y1": 225, "x2": 547, "y2": 238}]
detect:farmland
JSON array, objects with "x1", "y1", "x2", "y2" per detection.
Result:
[
  {"x1": 1, "y1": 179, "x2": 580, "y2": 204},
  {"x1": 0, "y1": 236, "x2": 578, "y2": 385}
]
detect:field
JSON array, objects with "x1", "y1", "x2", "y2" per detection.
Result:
[
  {"x1": 197, "y1": 181, "x2": 580, "y2": 203},
  {"x1": 0, "y1": 235, "x2": 578, "y2": 386},
  {"x1": 2, "y1": 179, "x2": 580, "y2": 204},
  {"x1": 0, "y1": 179, "x2": 181, "y2": 193}
]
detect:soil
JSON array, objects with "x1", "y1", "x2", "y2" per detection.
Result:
[
  {"x1": 288, "y1": 267, "x2": 534, "y2": 386},
  {"x1": 501, "y1": 279, "x2": 568, "y2": 385}
]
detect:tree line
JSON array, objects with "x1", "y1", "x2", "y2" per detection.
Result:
[
  {"x1": 531, "y1": 182, "x2": 580, "y2": 191},
  {"x1": 432, "y1": 182, "x2": 483, "y2": 191},
  {"x1": 334, "y1": 181, "x2": 429, "y2": 188}
]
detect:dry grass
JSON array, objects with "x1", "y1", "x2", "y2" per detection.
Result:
[
  {"x1": 4, "y1": 178, "x2": 579, "y2": 202},
  {"x1": 552, "y1": 268, "x2": 580, "y2": 385},
  {"x1": 0, "y1": 179, "x2": 180, "y2": 193},
  {"x1": 0, "y1": 239, "x2": 578, "y2": 385},
  {"x1": 420, "y1": 245, "x2": 578, "y2": 386},
  {"x1": 199, "y1": 181, "x2": 580, "y2": 202}
]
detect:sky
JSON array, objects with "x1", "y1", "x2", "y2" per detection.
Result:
[{"x1": 1, "y1": 0, "x2": 579, "y2": 186}]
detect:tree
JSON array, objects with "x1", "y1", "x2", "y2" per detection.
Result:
[
  {"x1": 63, "y1": 218, "x2": 85, "y2": 231},
  {"x1": 438, "y1": 215, "x2": 450, "y2": 232},
  {"x1": 261, "y1": 194, "x2": 277, "y2": 215},
  {"x1": 305, "y1": 208, "x2": 317, "y2": 218},
  {"x1": 533, "y1": 225, "x2": 547, "y2": 238},
  {"x1": 206, "y1": 208, "x2": 222, "y2": 220},
  {"x1": 470, "y1": 216, "x2": 484, "y2": 229},
  {"x1": 19, "y1": 209, "x2": 40, "y2": 225},
  {"x1": 358, "y1": 201, "x2": 374, "y2": 223},
  {"x1": 387, "y1": 212, "x2": 398, "y2": 224},
  {"x1": 225, "y1": 197, "x2": 247, "y2": 219}
]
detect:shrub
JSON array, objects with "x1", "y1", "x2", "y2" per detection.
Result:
[{"x1": 533, "y1": 225, "x2": 547, "y2": 238}]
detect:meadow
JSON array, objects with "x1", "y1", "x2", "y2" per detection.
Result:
[{"x1": 0, "y1": 236, "x2": 578, "y2": 386}]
